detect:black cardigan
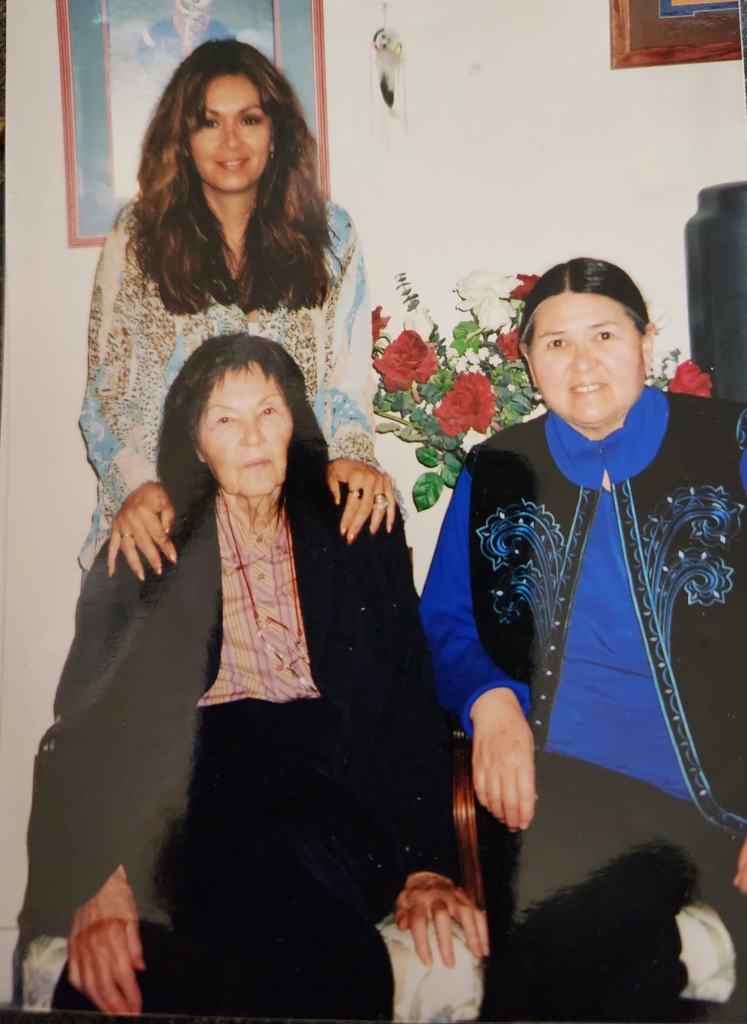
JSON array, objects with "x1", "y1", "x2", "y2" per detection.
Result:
[{"x1": 19, "y1": 496, "x2": 456, "y2": 947}]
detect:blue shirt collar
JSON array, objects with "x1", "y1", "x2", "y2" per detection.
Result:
[{"x1": 544, "y1": 385, "x2": 669, "y2": 489}]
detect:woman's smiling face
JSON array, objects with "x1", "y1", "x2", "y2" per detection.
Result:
[
  {"x1": 189, "y1": 74, "x2": 273, "y2": 205},
  {"x1": 521, "y1": 291, "x2": 656, "y2": 441},
  {"x1": 196, "y1": 366, "x2": 294, "y2": 506}
]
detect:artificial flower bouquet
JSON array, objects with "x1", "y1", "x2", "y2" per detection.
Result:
[{"x1": 372, "y1": 272, "x2": 712, "y2": 511}]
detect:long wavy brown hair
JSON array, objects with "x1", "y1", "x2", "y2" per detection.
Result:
[{"x1": 134, "y1": 40, "x2": 331, "y2": 315}]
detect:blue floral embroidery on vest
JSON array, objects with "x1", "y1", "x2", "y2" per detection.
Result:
[
  {"x1": 477, "y1": 500, "x2": 566, "y2": 633},
  {"x1": 615, "y1": 482, "x2": 746, "y2": 834},
  {"x1": 736, "y1": 408, "x2": 747, "y2": 451},
  {"x1": 476, "y1": 492, "x2": 594, "y2": 692}
]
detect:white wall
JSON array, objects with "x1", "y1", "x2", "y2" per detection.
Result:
[{"x1": 1, "y1": 0, "x2": 745, "y2": 1003}]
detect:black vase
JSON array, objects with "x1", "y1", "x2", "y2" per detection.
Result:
[{"x1": 685, "y1": 181, "x2": 747, "y2": 403}]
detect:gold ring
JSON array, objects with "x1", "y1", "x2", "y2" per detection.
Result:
[{"x1": 373, "y1": 493, "x2": 390, "y2": 510}]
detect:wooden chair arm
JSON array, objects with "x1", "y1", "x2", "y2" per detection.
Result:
[{"x1": 451, "y1": 719, "x2": 485, "y2": 911}]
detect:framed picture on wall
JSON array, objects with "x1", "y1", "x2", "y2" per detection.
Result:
[
  {"x1": 56, "y1": 0, "x2": 329, "y2": 247},
  {"x1": 610, "y1": 0, "x2": 741, "y2": 68}
]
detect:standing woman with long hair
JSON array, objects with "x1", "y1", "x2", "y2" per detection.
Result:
[{"x1": 80, "y1": 39, "x2": 394, "y2": 577}]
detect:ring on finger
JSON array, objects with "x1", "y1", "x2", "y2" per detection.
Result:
[
  {"x1": 351, "y1": 487, "x2": 364, "y2": 499},
  {"x1": 373, "y1": 493, "x2": 390, "y2": 510},
  {"x1": 121, "y1": 531, "x2": 134, "y2": 538}
]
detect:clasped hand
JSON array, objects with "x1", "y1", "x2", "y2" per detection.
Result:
[
  {"x1": 395, "y1": 871, "x2": 489, "y2": 967},
  {"x1": 67, "y1": 866, "x2": 144, "y2": 1015}
]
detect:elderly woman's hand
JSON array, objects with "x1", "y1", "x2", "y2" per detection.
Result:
[
  {"x1": 394, "y1": 871, "x2": 489, "y2": 967},
  {"x1": 108, "y1": 482, "x2": 178, "y2": 580},
  {"x1": 326, "y1": 458, "x2": 396, "y2": 544},
  {"x1": 67, "y1": 865, "x2": 145, "y2": 1015},
  {"x1": 471, "y1": 687, "x2": 537, "y2": 831}
]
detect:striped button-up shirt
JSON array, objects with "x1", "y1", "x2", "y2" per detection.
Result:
[{"x1": 198, "y1": 498, "x2": 320, "y2": 706}]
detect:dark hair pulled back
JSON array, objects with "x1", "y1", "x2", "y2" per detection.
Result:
[{"x1": 518, "y1": 258, "x2": 650, "y2": 350}]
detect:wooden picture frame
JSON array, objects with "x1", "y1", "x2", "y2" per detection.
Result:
[
  {"x1": 56, "y1": 0, "x2": 329, "y2": 247},
  {"x1": 610, "y1": 0, "x2": 741, "y2": 69}
]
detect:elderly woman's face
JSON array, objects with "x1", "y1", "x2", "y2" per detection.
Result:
[
  {"x1": 196, "y1": 367, "x2": 294, "y2": 505},
  {"x1": 522, "y1": 292, "x2": 655, "y2": 441}
]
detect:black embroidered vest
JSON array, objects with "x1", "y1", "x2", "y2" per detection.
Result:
[{"x1": 467, "y1": 393, "x2": 747, "y2": 835}]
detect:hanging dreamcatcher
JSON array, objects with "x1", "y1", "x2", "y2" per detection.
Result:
[{"x1": 372, "y1": 4, "x2": 406, "y2": 129}]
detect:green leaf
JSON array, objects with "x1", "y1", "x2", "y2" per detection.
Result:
[
  {"x1": 375, "y1": 421, "x2": 401, "y2": 434},
  {"x1": 416, "y1": 446, "x2": 441, "y2": 468},
  {"x1": 399, "y1": 424, "x2": 426, "y2": 443},
  {"x1": 452, "y1": 321, "x2": 484, "y2": 356},
  {"x1": 442, "y1": 462, "x2": 461, "y2": 488},
  {"x1": 413, "y1": 472, "x2": 445, "y2": 512},
  {"x1": 443, "y1": 450, "x2": 464, "y2": 472}
]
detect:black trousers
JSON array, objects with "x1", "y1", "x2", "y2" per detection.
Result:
[
  {"x1": 54, "y1": 696, "x2": 402, "y2": 1019},
  {"x1": 481, "y1": 753, "x2": 747, "y2": 1023}
]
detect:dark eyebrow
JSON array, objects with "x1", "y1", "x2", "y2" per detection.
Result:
[
  {"x1": 535, "y1": 319, "x2": 618, "y2": 340},
  {"x1": 203, "y1": 105, "x2": 264, "y2": 116}
]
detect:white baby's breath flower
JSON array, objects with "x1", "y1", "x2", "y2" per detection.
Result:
[
  {"x1": 507, "y1": 384, "x2": 515, "y2": 393},
  {"x1": 447, "y1": 347, "x2": 459, "y2": 361},
  {"x1": 455, "y1": 356, "x2": 469, "y2": 373},
  {"x1": 465, "y1": 349, "x2": 481, "y2": 365},
  {"x1": 477, "y1": 347, "x2": 490, "y2": 360},
  {"x1": 425, "y1": 403, "x2": 434, "y2": 415},
  {"x1": 489, "y1": 353, "x2": 502, "y2": 367},
  {"x1": 403, "y1": 305, "x2": 435, "y2": 341}
]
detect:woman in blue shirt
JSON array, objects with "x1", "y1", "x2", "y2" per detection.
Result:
[{"x1": 422, "y1": 258, "x2": 747, "y2": 1022}]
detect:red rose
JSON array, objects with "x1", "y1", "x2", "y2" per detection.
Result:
[
  {"x1": 372, "y1": 305, "x2": 391, "y2": 343},
  {"x1": 373, "y1": 329, "x2": 439, "y2": 392},
  {"x1": 509, "y1": 274, "x2": 540, "y2": 301},
  {"x1": 497, "y1": 327, "x2": 521, "y2": 363},
  {"x1": 669, "y1": 359, "x2": 712, "y2": 398},
  {"x1": 434, "y1": 372, "x2": 496, "y2": 436}
]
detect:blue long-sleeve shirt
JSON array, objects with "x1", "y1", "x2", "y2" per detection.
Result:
[{"x1": 421, "y1": 387, "x2": 747, "y2": 798}]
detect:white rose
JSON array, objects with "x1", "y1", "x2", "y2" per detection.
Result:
[
  {"x1": 455, "y1": 270, "x2": 516, "y2": 332},
  {"x1": 647, "y1": 302, "x2": 670, "y2": 335},
  {"x1": 403, "y1": 306, "x2": 435, "y2": 341},
  {"x1": 456, "y1": 270, "x2": 519, "y2": 308},
  {"x1": 476, "y1": 296, "x2": 513, "y2": 332}
]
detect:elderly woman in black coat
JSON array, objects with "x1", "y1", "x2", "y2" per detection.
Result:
[{"x1": 20, "y1": 334, "x2": 487, "y2": 1020}]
